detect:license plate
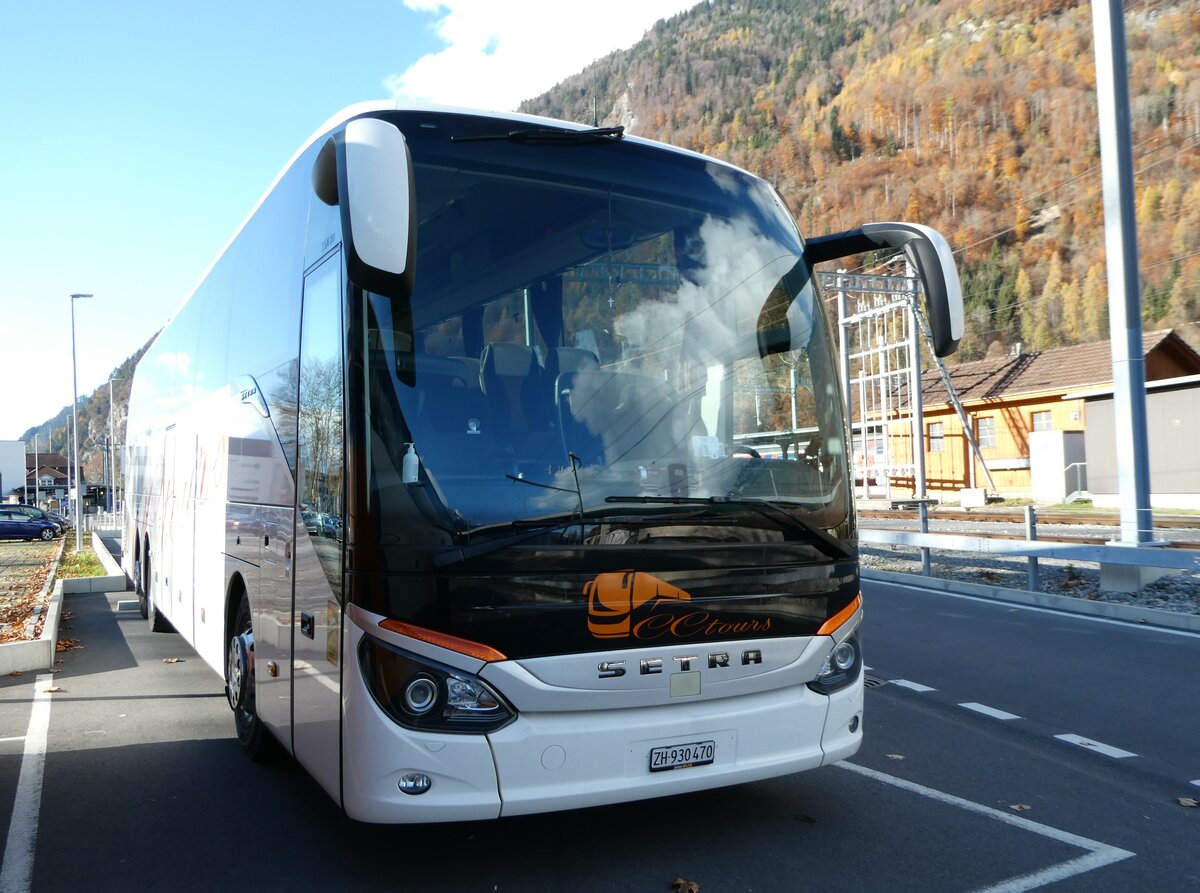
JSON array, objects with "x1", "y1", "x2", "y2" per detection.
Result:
[{"x1": 649, "y1": 740, "x2": 716, "y2": 772}]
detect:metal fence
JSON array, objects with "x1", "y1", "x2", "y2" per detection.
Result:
[
  {"x1": 81, "y1": 511, "x2": 122, "y2": 533},
  {"x1": 861, "y1": 505, "x2": 1198, "y2": 591}
]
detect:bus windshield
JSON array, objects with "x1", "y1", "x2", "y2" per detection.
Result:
[{"x1": 361, "y1": 111, "x2": 847, "y2": 545}]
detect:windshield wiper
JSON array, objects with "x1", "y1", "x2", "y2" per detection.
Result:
[
  {"x1": 451, "y1": 126, "x2": 624, "y2": 145},
  {"x1": 434, "y1": 492, "x2": 849, "y2": 567},
  {"x1": 604, "y1": 495, "x2": 851, "y2": 560},
  {"x1": 433, "y1": 501, "x2": 694, "y2": 568},
  {"x1": 433, "y1": 514, "x2": 589, "y2": 567}
]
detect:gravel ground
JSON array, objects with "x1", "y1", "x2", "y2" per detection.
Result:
[{"x1": 860, "y1": 542, "x2": 1200, "y2": 616}]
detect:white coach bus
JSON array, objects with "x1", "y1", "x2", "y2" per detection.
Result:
[{"x1": 123, "y1": 101, "x2": 962, "y2": 822}]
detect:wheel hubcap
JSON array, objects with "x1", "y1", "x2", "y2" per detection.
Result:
[{"x1": 226, "y1": 631, "x2": 254, "y2": 712}]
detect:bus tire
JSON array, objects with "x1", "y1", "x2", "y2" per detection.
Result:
[
  {"x1": 146, "y1": 558, "x2": 172, "y2": 633},
  {"x1": 227, "y1": 596, "x2": 275, "y2": 760},
  {"x1": 135, "y1": 557, "x2": 148, "y2": 619},
  {"x1": 148, "y1": 596, "x2": 172, "y2": 633}
]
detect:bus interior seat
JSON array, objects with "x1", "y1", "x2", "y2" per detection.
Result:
[
  {"x1": 545, "y1": 346, "x2": 599, "y2": 410},
  {"x1": 398, "y1": 356, "x2": 492, "y2": 478},
  {"x1": 608, "y1": 375, "x2": 686, "y2": 462},
  {"x1": 448, "y1": 355, "x2": 481, "y2": 389},
  {"x1": 480, "y1": 342, "x2": 557, "y2": 466},
  {"x1": 558, "y1": 369, "x2": 689, "y2": 467}
]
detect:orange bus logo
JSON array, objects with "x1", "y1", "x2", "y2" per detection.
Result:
[{"x1": 585, "y1": 570, "x2": 692, "y2": 638}]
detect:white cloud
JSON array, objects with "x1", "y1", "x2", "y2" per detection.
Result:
[{"x1": 386, "y1": 0, "x2": 695, "y2": 112}]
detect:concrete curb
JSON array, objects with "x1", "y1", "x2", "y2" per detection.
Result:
[
  {"x1": 90, "y1": 528, "x2": 126, "y2": 578},
  {"x1": 1, "y1": 535, "x2": 133, "y2": 675},
  {"x1": 0, "y1": 538, "x2": 65, "y2": 675},
  {"x1": 863, "y1": 568, "x2": 1200, "y2": 633},
  {"x1": 0, "y1": 579, "x2": 65, "y2": 675},
  {"x1": 60, "y1": 575, "x2": 130, "y2": 594}
]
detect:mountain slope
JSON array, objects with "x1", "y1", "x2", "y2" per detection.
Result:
[{"x1": 520, "y1": 0, "x2": 1200, "y2": 359}]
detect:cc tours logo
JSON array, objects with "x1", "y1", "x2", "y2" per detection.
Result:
[{"x1": 584, "y1": 570, "x2": 772, "y2": 641}]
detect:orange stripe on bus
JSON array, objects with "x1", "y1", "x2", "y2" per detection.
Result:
[
  {"x1": 817, "y1": 593, "x2": 862, "y2": 636},
  {"x1": 378, "y1": 619, "x2": 507, "y2": 663}
]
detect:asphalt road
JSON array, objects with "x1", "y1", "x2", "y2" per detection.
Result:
[{"x1": 1, "y1": 580, "x2": 1197, "y2": 892}]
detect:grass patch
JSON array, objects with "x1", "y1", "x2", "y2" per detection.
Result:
[{"x1": 55, "y1": 533, "x2": 106, "y2": 579}]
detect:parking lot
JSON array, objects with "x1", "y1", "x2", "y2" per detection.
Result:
[{"x1": 3, "y1": 579, "x2": 1198, "y2": 891}]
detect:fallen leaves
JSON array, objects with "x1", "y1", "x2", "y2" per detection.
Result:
[
  {"x1": 1009, "y1": 804, "x2": 1032, "y2": 812},
  {"x1": 1179, "y1": 797, "x2": 1199, "y2": 808},
  {"x1": 886, "y1": 753, "x2": 906, "y2": 760},
  {"x1": 672, "y1": 878, "x2": 700, "y2": 893},
  {"x1": 56, "y1": 638, "x2": 84, "y2": 652},
  {"x1": 0, "y1": 540, "x2": 60, "y2": 643},
  {"x1": 43, "y1": 685, "x2": 63, "y2": 693},
  {"x1": 162, "y1": 657, "x2": 185, "y2": 664}
]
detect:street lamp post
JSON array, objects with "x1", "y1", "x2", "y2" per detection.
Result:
[
  {"x1": 108, "y1": 376, "x2": 123, "y2": 515},
  {"x1": 70, "y1": 292, "x2": 92, "y2": 552}
]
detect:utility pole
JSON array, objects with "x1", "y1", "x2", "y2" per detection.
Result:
[
  {"x1": 1091, "y1": 0, "x2": 1154, "y2": 545},
  {"x1": 70, "y1": 292, "x2": 92, "y2": 550}
]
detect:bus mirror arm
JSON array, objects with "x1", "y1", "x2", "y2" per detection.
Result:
[
  {"x1": 803, "y1": 222, "x2": 964, "y2": 358},
  {"x1": 316, "y1": 116, "x2": 418, "y2": 301}
]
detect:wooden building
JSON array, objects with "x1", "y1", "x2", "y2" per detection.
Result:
[{"x1": 883, "y1": 329, "x2": 1200, "y2": 500}]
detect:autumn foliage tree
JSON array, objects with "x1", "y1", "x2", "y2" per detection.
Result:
[{"x1": 521, "y1": 0, "x2": 1200, "y2": 357}]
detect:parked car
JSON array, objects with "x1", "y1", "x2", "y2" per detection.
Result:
[
  {"x1": 0, "y1": 508, "x2": 61, "y2": 541},
  {"x1": 320, "y1": 513, "x2": 342, "y2": 540},
  {"x1": 46, "y1": 510, "x2": 72, "y2": 530},
  {"x1": 5, "y1": 504, "x2": 65, "y2": 533},
  {"x1": 302, "y1": 510, "x2": 322, "y2": 537}
]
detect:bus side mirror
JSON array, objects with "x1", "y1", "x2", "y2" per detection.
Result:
[
  {"x1": 804, "y1": 222, "x2": 964, "y2": 357},
  {"x1": 313, "y1": 117, "x2": 416, "y2": 299}
]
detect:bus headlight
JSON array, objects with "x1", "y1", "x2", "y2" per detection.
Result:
[
  {"x1": 808, "y1": 634, "x2": 862, "y2": 695},
  {"x1": 359, "y1": 634, "x2": 515, "y2": 733},
  {"x1": 403, "y1": 676, "x2": 439, "y2": 715}
]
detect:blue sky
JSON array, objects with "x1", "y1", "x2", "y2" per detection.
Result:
[{"x1": 0, "y1": 0, "x2": 693, "y2": 441}]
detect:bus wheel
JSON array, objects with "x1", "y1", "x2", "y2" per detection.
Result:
[
  {"x1": 146, "y1": 558, "x2": 172, "y2": 633},
  {"x1": 227, "y1": 597, "x2": 274, "y2": 760},
  {"x1": 147, "y1": 596, "x2": 172, "y2": 633},
  {"x1": 135, "y1": 558, "x2": 148, "y2": 619}
]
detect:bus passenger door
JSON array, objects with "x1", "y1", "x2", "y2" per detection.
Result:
[
  {"x1": 172, "y1": 430, "x2": 197, "y2": 642},
  {"x1": 156, "y1": 425, "x2": 177, "y2": 625},
  {"x1": 292, "y1": 251, "x2": 345, "y2": 800}
]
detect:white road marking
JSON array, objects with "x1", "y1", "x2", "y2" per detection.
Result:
[
  {"x1": 960, "y1": 702, "x2": 1021, "y2": 721},
  {"x1": 1192, "y1": 779, "x2": 1200, "y2": 788},
  {"x1": 891, "y1": 679, "x2": 936, "y2": 692},
  {"x1": 1054, "y1": 734, "x2": 1137, "y2": 759},
  {"x1": 840, "y1": 762, "x2": 1135, "y2": 892},
  {"x1": 1, "y1": 674, "x2": 54, "y2": 893}
]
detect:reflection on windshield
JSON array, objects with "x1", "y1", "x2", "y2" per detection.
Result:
[{"x1": 362, "y1": 119, "x2": 846, "y2": 542}]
